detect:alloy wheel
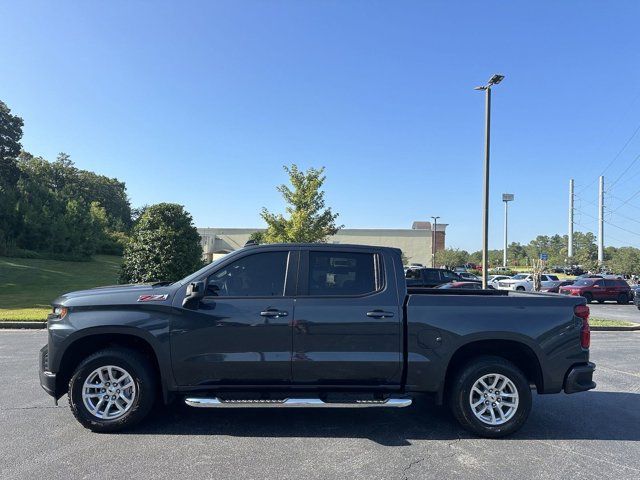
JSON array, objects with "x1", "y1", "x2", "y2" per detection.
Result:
[
  {"x1": 81, "y1": 365, "x2": 136, "y2": 420},
  {"x1": 469, "y1": 373, "x2": 519, "y2": 425}
]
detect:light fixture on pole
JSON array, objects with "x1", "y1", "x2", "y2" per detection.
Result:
[
  {"x1": 502, "y1": 194, "x2": 514, "y2": 267},
  {"x1": 475, "y1": 73, "x2": 505, "y2": 288},
  {"x1": 431, "y1": 216, "x2": 440, "y2": 268}
]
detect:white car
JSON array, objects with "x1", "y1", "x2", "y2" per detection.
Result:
[
  {"x1": 490, "y1": 267, "x2": 512, "y2": 274},
  {"x1": 458, "y1": 271, "x2": 481, "y2": 282},
  {"x1": 488, "y1": 275, "x2": 512, "y2": 288},
  {"x1": 497, "y1": 274, "x2": 560, "y2": 291}
]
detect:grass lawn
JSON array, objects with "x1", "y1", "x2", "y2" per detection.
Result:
[
  {"x1": 0, "y1": 255, "x2": 122, "y2": 321},
  {"x1": 589, "y1": 318, "x2": 638, "y2": 327}
]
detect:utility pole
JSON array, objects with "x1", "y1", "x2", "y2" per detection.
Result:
[
  {"x1": 502, "y1": 194, "x2": 514, "y2": 267},
  {"x1": 568, "y1": 179, "x2": 574, "y2": 260},
  {"x1": 598, "y1": 176, "x2": 604, "y2": 266},
  {"x1": 431, "y1": 216, "x2": 440, "y2": 267},
  {"x1": 475, "y1": 74, "x2": 505, "y2": 288}
]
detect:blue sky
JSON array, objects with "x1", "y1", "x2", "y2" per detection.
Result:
[{"x1": 1, "y1": 1, "x2": 639, "y2": 251}]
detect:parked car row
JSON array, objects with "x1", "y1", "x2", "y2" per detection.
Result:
[{"x1": 405, "y1": 267, "x2": 638, "y2": 305}]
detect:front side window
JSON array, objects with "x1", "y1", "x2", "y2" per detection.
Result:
[
  {"x1": 207, "y1": 251, "x2": 288, "y2": 297},
  {"x1": 309, "y1": 251, "x2": 379, "y2": 296}
]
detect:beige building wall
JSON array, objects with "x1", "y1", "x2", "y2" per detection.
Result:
[{"x1": 198, "y1": 222, "x2": 447, "y2": 267}]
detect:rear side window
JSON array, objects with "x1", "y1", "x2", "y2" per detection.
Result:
[
  {"x1": 423, "y1": 270, "x2": 441, "y2": 282},
  {"x1": 405, "y1": 269, "x2": 420, "y2": 280},
  {"x1": 207, "y1": 251, "x2": 289, "y2": 297},
  {"x1": 441, "y1": 270, "x2": 459, "y2": 282},
  {"x1": 308, "y1": 251, "x2": 379, "y2": 296}
]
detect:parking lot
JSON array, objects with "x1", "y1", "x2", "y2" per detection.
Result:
[
  {"x1": 589, "y1": 303, "x2": 640, "y2": 323},
  {"x1": 1, "y1": 330, "x2": 639, "y2": 480}
]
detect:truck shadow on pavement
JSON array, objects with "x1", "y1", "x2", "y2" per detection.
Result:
[{"x1": 126, "y1": 391, "x2": 640, "y2": 446}]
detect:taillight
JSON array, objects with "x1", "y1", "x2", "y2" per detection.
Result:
[{"x1": 574, "y1": 304, "x2": 590, "y2": 349}]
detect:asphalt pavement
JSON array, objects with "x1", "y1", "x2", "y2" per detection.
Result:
[
  {"x1": 588, "y1": 303, "x2": 640, "y2": 323},
  {"x1": 1, "y1": 330, "x2": 639, "y2": 480}
]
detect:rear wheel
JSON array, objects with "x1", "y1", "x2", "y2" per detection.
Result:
[
  {"x1": 68, "y1": 348, "x2": 156, "y2": 432},
  {"x1": 617, "y1": 293, "x2": 628, "y2": 304},
  {"x1": 449, "y1": 356, "x2": 532, "y2": 438},
  {"x1": 583, "y1": 292, "x2": 593, "y2": 303}
]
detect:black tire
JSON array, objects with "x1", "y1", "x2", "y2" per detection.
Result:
[
  {"x1": 516, "y1": 286, "x2": 525, "y2": 291},
  {"x1": 583, "y1": 292, "x2": 593, "y2": 304},
  {"x1": 597, "y1": 300, "x2": 604, "y2": 304},
  {"x1": 617, "y1": 293, "x2": 628, "y2": 305},
  {"x1": 449, "y1": 356, "x2": 532, "y2": 438},
  {"x1": 68, "y1": 348, "x2": 157, "y2": 432}
]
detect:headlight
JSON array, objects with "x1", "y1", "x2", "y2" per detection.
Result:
[{"x1": 52, "y1": 306, "x2": 68, "y2": 319}]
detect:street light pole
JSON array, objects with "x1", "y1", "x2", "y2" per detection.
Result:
[
  {"x1": 475, "y1": 74, "x2": 505, "y2": 289},
  {"x1": 431, "y1": 216, "x2": 440, "y2": 267},
  {"x1": 502, "y1": 194, "x2": 514, "y2": 267}
]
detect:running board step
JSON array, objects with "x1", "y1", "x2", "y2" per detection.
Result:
[{"x1": 184, "y1": 397, "x2": 412, "y2": 408}]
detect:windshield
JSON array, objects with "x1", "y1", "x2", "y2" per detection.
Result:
[
  {"x1": 573, "y1": 279, "x2": 594, "y2": 286},
  {"x1": 178, "y1": 250, "x2": 243, "y2": 286}
]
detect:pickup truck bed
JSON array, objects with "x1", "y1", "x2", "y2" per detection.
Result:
[{"x1": 39, "y1": 243, "x2": 595, "y2": 437}]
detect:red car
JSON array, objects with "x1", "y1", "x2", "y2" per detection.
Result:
[{"x1": 559, "y1": 278, "x2": 631, "y2": 304}]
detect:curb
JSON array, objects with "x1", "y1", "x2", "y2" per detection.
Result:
[
  {"x1": 0, "y1": 322, "x2": 46, "y2": 329},
  {"x1": 591, "y1": 325, "x2": 640, "y2": 331}
]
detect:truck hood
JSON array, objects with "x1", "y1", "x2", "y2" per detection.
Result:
[{"x1": 53, "y1": 283, "x2": 177, "y2": 308}]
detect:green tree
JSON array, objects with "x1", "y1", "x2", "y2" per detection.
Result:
[
  {"x1": 259, "y1": 164, "x2": 342, "y2": 243},
  {"x1": 0, "y1": 100, "x2": 24, "y2": 251},
  {"x1": 248, "y1": 231, "x2": 265, "y2": 244},
  {"x1": 469, "y1": 249, "x2": 503, "y2": 267},
  {"x1": 120, "y1": 203, "x2": 203, "y2": 283},
  {"x1": 573, "y1": 231, "x2": 598, "y2": 270},
  {"x1": 607, "y1": 247, "x2": 640, "y2": 274},
  {"x1": 437, "y1": 248, "x2": 470, "y2": 268},
  {"x1": 507, "y1": 242, "x2": 528, "y2": 266}
]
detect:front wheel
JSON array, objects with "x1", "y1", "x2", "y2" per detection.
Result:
[
  {"x1": 449, "y1": 356, "x2": 532, "y2": 438},
  {"x1": 583, "y1": 292, "x2": 593, "y2": 303},
  {"x1": 516, "y1": 286, "x2": 525, "y2": 291},
  {"x1": 68, "y1": 348, "x2": 157, "y2": 432},
  {"x1": 617, "y1": 293, "x2": 628, "y2": 304}
]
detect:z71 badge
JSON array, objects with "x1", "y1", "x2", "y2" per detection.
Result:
[{"x1": 137, "y1": 294, "x2": 169, "y2": 302}]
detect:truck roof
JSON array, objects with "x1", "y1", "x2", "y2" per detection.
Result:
[{"x1": 243, "y1": 243, "x2": 402, "y2": 254}]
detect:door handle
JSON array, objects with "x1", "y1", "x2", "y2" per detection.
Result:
[
  {"x1": 260, "y1": 309, "x2": 288, "y2": 317},
  {"x1": 366, "y1": 310, "x2": 395, "y2": 318}
]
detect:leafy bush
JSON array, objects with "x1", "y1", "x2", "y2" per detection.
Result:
[{"x1": 119, "y1": 203, "x2": 203, "y2": 283}]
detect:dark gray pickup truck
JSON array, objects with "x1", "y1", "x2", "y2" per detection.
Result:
[{"x1": 39, "y1": 243, "x2": 595, "y2": 437}]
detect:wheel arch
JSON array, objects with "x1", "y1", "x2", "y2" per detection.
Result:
[
  {"x1": 55, "y1": 328, "x2": 169, "y2": 403},
  {"x1": 441, "y1": 339, "x2": 544, "y2": 404}
]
